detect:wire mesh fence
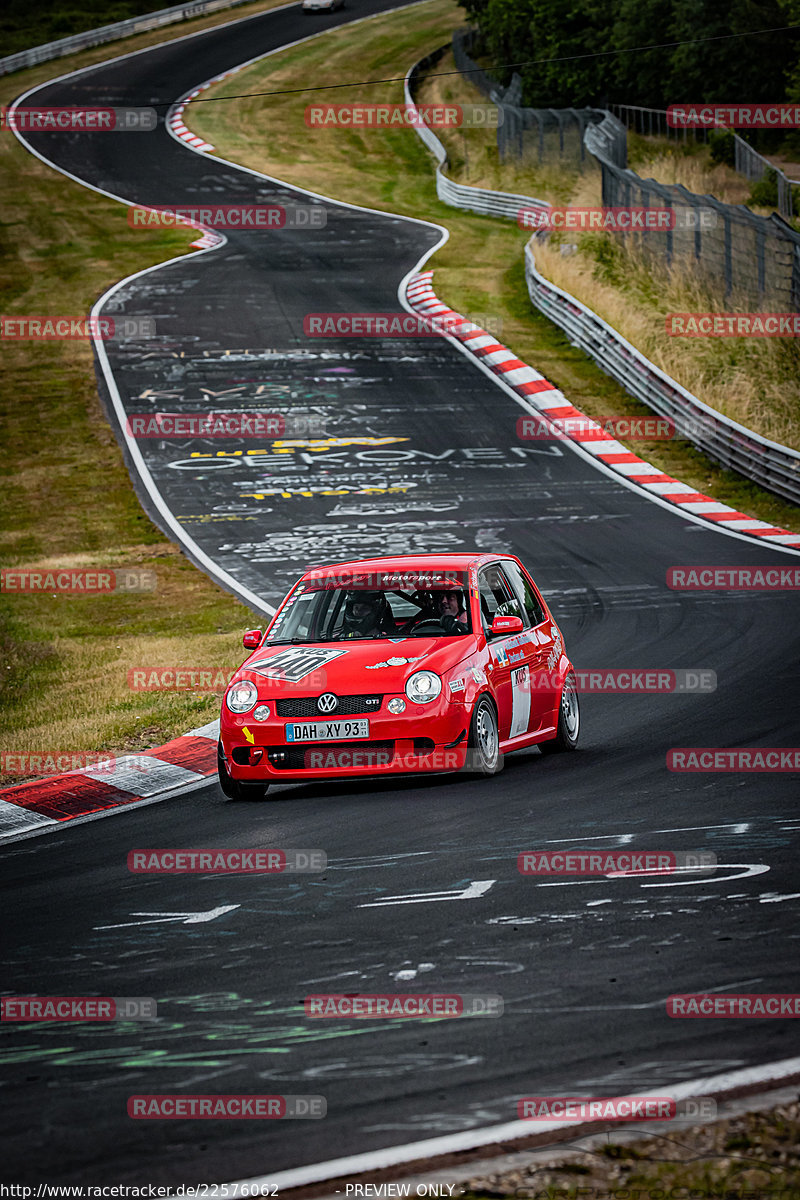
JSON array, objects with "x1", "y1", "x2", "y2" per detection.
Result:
[
  {"x1": 610, "y1": 103, "x2": 800, "y2": 221},
  {"x1": 451, "y1": 28, "x2": 608, "y2": 171},
  {"x1": 452, "y1": 29, "x2": 800, "y2": 310},
  {"x1": 588, "y1": 116, "x2": 800, "y2": 310}
]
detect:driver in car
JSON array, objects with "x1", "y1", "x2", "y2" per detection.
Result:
[
  {"x1": 342, "y1": 590, "x2": 395, "y2": 639},
  {"x1": 438, "y1": 588, "x2": 469, "y2": 634}
]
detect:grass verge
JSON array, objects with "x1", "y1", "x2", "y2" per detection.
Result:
[
  {"x1": 188, "y1": 5, "x2": 800, "y2": 531},
  {"x1": 0, "y1": 0, "x2": 297, "y2": 785},
  {"x1": 463, "y1": 1099, "x2": 800, "y2": 1199}
]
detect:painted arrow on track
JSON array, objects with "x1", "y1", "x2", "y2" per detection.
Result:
[
  {"x1": 94, "y1": 905, "x2": 240, "y2": 929},
  {"x1": 359, "y1": 880, "x2": 496, "y2": 908}
]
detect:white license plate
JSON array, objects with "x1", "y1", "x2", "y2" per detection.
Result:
[{"x1": 285, "y1": 719, "x2": 370, "y2": 743}]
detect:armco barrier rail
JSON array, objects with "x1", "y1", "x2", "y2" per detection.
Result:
[
  {"x1": 525, "y1": 238, "x2": 800, "y2": 506},
  {"x1": 404, "y1": 50, "x2": 550, "y2": 224},
  {"x1": 0, "y1": 0, "x2": 257, "y2": 76},
  {"x1": 406, "y1": 45, "x2": 800, "y2": 505}
]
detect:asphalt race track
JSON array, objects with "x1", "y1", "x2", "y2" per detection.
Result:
[{"x1": 3, "y1": 0, "x2": 800, "y2": 1184}]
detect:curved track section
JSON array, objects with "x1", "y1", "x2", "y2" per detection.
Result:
[{"x1": 3, "y1": 3, "x2": 800, "y2": 1185}]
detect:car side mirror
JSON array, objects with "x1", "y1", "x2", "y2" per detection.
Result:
[
  {"x1": 242, "y1": 629, "x2": 263, "y2": 650},
  {"x1": 490, "y1": 614, "x2": 524, "y2": 637}
]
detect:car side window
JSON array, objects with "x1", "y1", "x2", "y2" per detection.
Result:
[
  {"x1": 503, "y1": 560, "x2": 547, "y2": 626},
  {"x1": 478, "y1": 565, "x2": 525, "y2": 630}
]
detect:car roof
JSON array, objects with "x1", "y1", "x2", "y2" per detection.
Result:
[{"x1": 300, "y1": 553, "x2": 509, "y2": 577}]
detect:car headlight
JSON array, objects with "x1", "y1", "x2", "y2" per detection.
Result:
[
  {"x1": 405, "y1": 671, "x2": 442, "y2": 704},
  {"x1": 253, "y1": 704, "x2": 271, "y2": 721},
  {"x1": 226, "y1": 680, "x2": 258, "y2": 713}
]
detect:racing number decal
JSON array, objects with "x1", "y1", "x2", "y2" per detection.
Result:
[
  {"x1": 248, "y1": 646, "x2": 348, "y2": 682},
  {"x1": 510, "y1": 664, "x2": 531, "y2": 738}
]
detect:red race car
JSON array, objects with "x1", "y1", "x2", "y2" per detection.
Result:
[{"x1": 218, "y1": 553, "x2": 579, "y2": 799}]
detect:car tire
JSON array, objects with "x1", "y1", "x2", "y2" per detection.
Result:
[
  {"x1": 218, "y1": 744, "x2": 270, "y2": 800},
  {"x1": 465, "y1": 695, "x2": 502, "y2": 776},
  {"x1": 539, "y1": 671, "x2": 580, "y2": 754}
]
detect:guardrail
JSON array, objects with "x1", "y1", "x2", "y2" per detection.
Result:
[
  {"x1": 525, "y1": 238, "x2": 800, "y2": 506},
  {"x1": 0, "y1": 0, "x2": 258, "y2": 77},
  {"x1": 404, "y1": 50, "x2": 550, "y2": 223}
]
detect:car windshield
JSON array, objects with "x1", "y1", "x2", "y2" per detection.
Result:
[{"x1": 265, "y1": 580, "x2": 472, "y2": 643}]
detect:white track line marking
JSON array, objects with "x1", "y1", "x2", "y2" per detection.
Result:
[{"x1": 226, "y1": 1056, "x2": 800, "y2": 1190}]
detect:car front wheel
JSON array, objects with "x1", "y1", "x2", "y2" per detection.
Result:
[
  {"x1": 466, "y1": 695, "x2": 502, "y2": 776},
  {"x1": 539, "y1": 671, "x2": 580, "y2": 754},
  {"x1": 218, "y1": 744, "x2": 270, "y2": 800}
]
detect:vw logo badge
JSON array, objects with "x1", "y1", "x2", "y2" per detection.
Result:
[{"x1": 318, "y1": 693, "x2": 338, "y2": 713}]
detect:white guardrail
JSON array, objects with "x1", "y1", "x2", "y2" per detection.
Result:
[
  {"x1": 406, "y1": 50, "x2": 800, "y2": 506},
  {"x1": 404, "y1": 54, "x2": 550, "y2": 224},
  {"x1": 0, "y1": 0, "x2": 257, "y2": 76},
  {"x1": 525, "y1": 241, "x2": 800, "y2": 506}
]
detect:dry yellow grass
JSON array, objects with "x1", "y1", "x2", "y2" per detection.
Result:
[{"x1": 530, "y1": 238, "x2": 800, "y2": 449}]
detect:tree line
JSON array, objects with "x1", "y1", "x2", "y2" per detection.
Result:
[{"x1": 458, "y1": 0, "x2": 800, "y2": 115}]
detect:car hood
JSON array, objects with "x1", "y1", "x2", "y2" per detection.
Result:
[{"x1": 238, "y1": 638, "x2": 474, "y2": 693}]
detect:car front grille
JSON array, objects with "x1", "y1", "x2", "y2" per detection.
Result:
[
  {"x1": 275, "y1": 694, "x2": 383, "y2": 718},
  {"x1": 267, "y1": 740, "x2": 395, "y2": 770}
]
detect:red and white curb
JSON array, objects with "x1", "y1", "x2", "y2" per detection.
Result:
[
  {"x1": 166, "y1": 68, "x2": 250, "y2": 250},
  {"x1": 168, "y1": 89, "x2": 215, "y2": 153},
  {"x1": 168, "y1": 62, "x2": 248, "y2": 155},
  {"x1": 406, "y1": 271, "x2": 800, "y2": 548},
  {"x1": 0, "y1": 719, "x2": 220, "y2": 841}
]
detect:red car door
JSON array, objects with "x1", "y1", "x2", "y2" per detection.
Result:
[
  {"x1": 502, "y1": 558, "x2": 562, "y2": 733},
  {"x1": 478, "y1": 563, "x2": 541, "y2": 741}
]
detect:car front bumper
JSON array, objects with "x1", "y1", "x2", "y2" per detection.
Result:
[{"x1": 219, "y1": 703, "x2": 470, "y2": 782}]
